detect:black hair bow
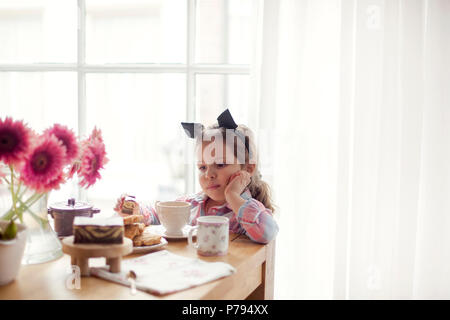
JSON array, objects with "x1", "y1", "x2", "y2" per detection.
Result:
[
  {"x1": 181, "y1": 109, "x2": 250, "y2": 155},
  {"x1": 180, "y1": 122, "x2": 203, "y2": 139},
  {"x1": 181, "y1": 109, "x2": 238, "y2": 138}
]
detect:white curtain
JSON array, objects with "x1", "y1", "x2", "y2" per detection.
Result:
[{"x1": 256, "y1": 0, "x2": 450, "y2": 299}]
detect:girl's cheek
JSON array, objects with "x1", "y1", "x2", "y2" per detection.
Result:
[{"x1": 198, "y1": 173, "x2": 207, "y2": 184}]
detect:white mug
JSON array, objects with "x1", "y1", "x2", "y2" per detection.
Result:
[
  {"x1": 188, "y1": 216, "x2": 229, "y2": 256},
  {"x1": 156, "y1": 201, "x2": 191, "y2": 236}
]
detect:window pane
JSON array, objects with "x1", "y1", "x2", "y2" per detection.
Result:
[
  {"x1": 195, "y1": 74, "x2": 250, "y2": 124},
  {"x1": 0, "y1": 72, "x2": 77, "y2": 130},
  {"x1": 0, "y1": 71, "x2": 78, "y2": 204},
  {"x1": 0, "y1": 0, "x2": 77, "y2": 63},
  {"x1": 86, "y1": 0, "x2": 186, "y2": 63},
  {"x1": 85, "y1": 73, "x2": 186, "y2": 213},
  {"x1": 195, "y1": 0, "x2": 257, "y2": 64}
]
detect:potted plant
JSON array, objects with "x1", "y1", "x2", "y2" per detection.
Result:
[
  {"x1": 0, "y1": 117, "x2": 108, "y2": 282},
  {"x1": 0, "y1": 219, "x2": 27, "y2": 285}
]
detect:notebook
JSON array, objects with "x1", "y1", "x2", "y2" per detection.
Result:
[{"x1": 90, "y1": 250, "x2": 236, "y2": 295}]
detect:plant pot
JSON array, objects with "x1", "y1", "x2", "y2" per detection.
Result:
[{"x1": 0, "y1": 221, "x2": 27, "y2": 286}]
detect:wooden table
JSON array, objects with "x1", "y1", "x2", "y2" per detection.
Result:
[{"x1": 0, "y1": 233, "x2": 275, "y2": 300}]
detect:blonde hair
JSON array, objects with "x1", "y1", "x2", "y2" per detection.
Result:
[{"x1": 199, "y1": 123, "x2": 275, "y2": 213}]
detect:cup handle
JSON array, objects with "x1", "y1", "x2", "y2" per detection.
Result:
[{"x1": 188, "y1": 226, "x2": 199, "y2": 249}]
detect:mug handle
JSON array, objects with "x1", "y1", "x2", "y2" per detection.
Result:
[{"x1": 188, "y1": 226, "x2": 199, "y2": 249}]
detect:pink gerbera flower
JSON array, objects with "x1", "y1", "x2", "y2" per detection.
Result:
[
  {"x1": 79, "y1": 139, "x2": 108, "y2": 188},
  {"x1": 44, "y1": 124, "x2": 79, "y2": 165},
  {"x1": 0, "y1": 117, "x2": 34, "y2": 166},
  {"x1": 89, "y1": 126, "x2": 103, "y2": 143},
  {"x1": 80, "y1": 126, "x2": 104, "y2": 150},
  {"x1": 42, "y1": 173, "x2": 65, "y2": 192},
  {"x1": 67, "y1": 160, "x2": 81, "y2": 179},
  {"x1": 20, "y1": 134, "x2": 66, "y2": 193}
]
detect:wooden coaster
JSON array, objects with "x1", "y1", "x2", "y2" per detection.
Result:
[{"x1": 62, "y1": 236, "x2": 132, "y2": 276}]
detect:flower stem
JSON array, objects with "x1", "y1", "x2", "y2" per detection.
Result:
[
  {"x1": 1, "y1": 191, "x2": 46, "y2": 223},
  {"x1": 15, "y1": 180, "x2": 22, "y2": 200},
  {"x1": 1, "y1": 166, "x2": 49, "y2": 225},
  {"x1": 17, "y1": 197, "x2": 48, "y2": 228},
  {"x1": 9, "y1": 164, "x2": 17, "y2": 216},
  {"x1": 18, "y1": 185, "x2": 28, "y2": 199},
  {"x1": 1, "y1": 208, "x2": 15, "y2": 221}
]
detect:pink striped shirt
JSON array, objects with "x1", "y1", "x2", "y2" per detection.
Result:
[{"x1": 140, "y1": 189, "x2": 278, "y2": 244}]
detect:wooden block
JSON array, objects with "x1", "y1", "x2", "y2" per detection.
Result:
[
  {"x1": 107, "y1": 257, "x2": 121, "y2": 273},
  {"x1": 79, "y1": 258, "x2": 90, "y2": 277},
  {"x1": 62, "y1": 236, "x2": 133, "y2": 276}
]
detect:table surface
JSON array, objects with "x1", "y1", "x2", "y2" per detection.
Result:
[{"x1": 0, "y1": 233, "x2": 274, "y2": 300}]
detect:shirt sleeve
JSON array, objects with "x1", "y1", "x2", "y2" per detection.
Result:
[
  {"x1": 236, "y1": 198, "x2": 279, "y2": 244},
  {"x1": 139, "y1": 202, "x2": 160, "y2": 226}
]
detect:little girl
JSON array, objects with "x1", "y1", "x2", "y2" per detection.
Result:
[{"x1": 114, "y1": 109, "x2": 278, "y2": 244}]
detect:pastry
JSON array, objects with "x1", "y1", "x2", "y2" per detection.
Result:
[
  {"x1": 133, "y1": 232, "x2": 161, "y2": 246},
  {"x1": 123, "y1": 214, "x2": 143, "y2": 225},
  {"x1": 124, "y1": 224, "x2": 140, "y2": 239},
  {"x1": 122, "y1": 196, "x2": 137, "y2": 214},
  {"x1": 124, "y1": 223, "x2": 145, "y2": 240},
  {"x1": 73, "y1": 216, "x2": 123, "y2": 244}
]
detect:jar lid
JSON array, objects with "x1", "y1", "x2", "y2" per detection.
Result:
[{"x1": 49, "y1": 198, "x2": 93, "y2": 212}]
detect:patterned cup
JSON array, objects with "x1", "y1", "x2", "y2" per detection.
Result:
[{"x1": 188, "y1": 216, "x2": 229, "y2": 256}]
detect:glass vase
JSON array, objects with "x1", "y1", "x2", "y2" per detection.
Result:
[{"x1": 0, "y1": 185, "x2": 62, "y2": 265}]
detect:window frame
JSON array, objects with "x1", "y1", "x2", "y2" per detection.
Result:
[{"x1": 0, "y1": 0, "x2": 254, "y2": 195}]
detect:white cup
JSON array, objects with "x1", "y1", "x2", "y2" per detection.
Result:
[
  {"x1": 188, "y1": 216, "x2": 229, "y2": 256},
  {"x1": 156, "y1": 201, "x2": 191, "y2": 236}
]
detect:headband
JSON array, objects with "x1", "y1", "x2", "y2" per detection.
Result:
[{"x1": 181, "y1": 109, "x2": 251, "y2": 156}]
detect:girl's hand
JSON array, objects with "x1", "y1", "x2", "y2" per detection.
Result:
[
  {"x1": 113, "y1": 194, "x2": 125, "y2": 213},
  {"x1": 113, "y1": 194, "x2": 140, "y2": 217},
  {"x1": 224, "y1": 170, "x2": 252, "y2": 200}
]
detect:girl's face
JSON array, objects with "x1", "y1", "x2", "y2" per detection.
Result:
[{"x1": 196, "y1": 141, "x2": 243, "y2": 203}]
